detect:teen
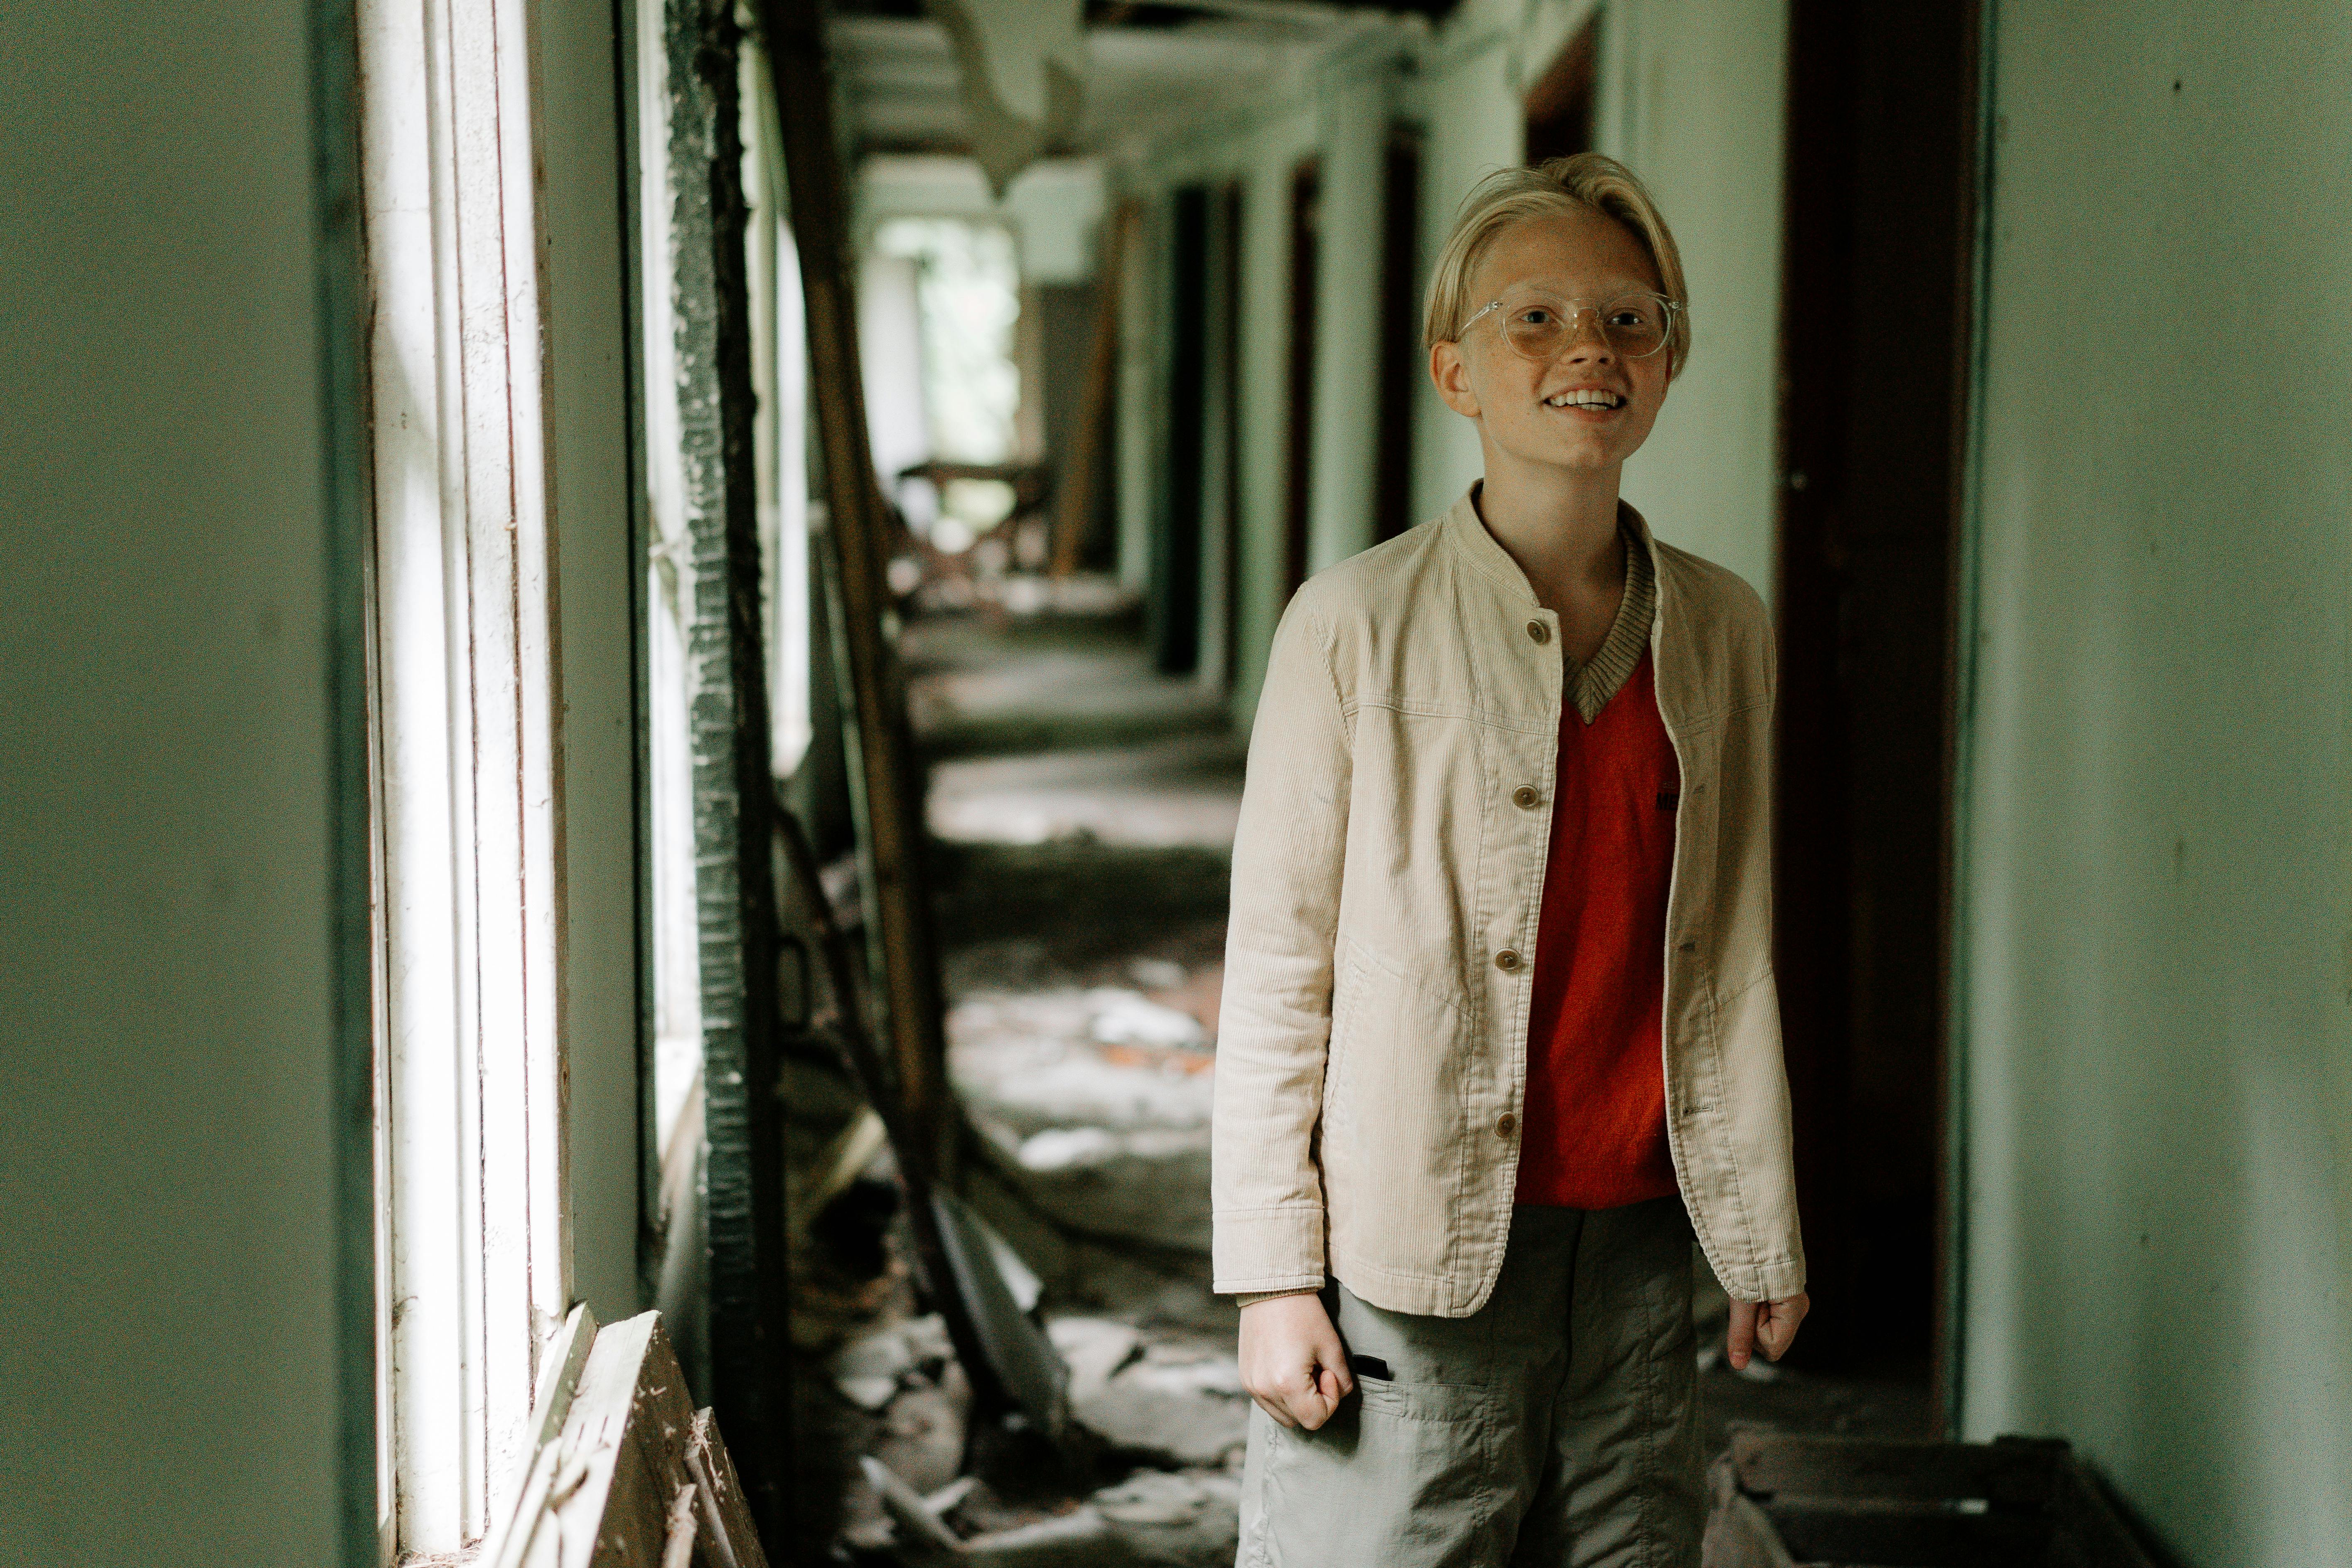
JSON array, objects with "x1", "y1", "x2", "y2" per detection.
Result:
[{"x1": 1211, "y1": 155, "x2": 1809, "y2": 1566}]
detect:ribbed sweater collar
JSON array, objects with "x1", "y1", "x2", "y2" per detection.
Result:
[{"x1": 1567, "y1": 520, "x2": 1655, "y2": 725}]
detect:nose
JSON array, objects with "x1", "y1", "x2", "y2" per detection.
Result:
[{"x1": 1554, "y1": 306, "x2": 1617, "y2": 366}]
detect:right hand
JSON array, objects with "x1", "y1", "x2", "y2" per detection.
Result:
[{"x1": 1238, "y1": 1292, "x2": 1354, "y2": 1430}]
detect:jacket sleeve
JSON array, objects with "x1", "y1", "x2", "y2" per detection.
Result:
[{"x1": 1211, "y1": 596, "x2": 1351, "y2": 1295}]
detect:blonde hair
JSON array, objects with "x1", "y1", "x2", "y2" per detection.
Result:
[{"x1": 1422, "y1": 153, "x2": 1692, "y2": 377}]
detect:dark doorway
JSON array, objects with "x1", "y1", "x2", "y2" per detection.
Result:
[
  {"x1": 1375, "y1": 127, "x2": 1421, "y2": 545},
  {"x1": 1153, "y1": 186, "x2": 1210, "y2": 675},
  {"x1": 1283, "y1": 159, "x2": 1320, "y2": 602},
  {"x1": 1772, "y1": 0, "x2": 1981, "y2": 1410},
  {"x1": 1524, "y1": 13, "x2": 1600, "y2": 165}
]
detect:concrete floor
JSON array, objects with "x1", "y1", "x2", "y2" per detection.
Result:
[{"x1": 820, "y1": 589, "x2": 1931, "y2": 1561}]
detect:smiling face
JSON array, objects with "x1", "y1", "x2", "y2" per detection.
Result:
[{"x1": 1429, "y1": 206, "x2": 1672, "y2": 479}]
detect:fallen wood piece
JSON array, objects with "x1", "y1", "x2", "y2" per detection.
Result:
[
  {"x1": 786, "y1": 1105, "x2": 887, "y2": 1249},
  {"x1": 962, "y1": 1506, "x2": 1118, "y2": 1566},
  {"x1": 862, "y1": 1454, "x2": 968, "y2": 1556},
  {"x1": 923, "y1": 1476, "x2": 982, "y2": 1518},
  {"x1": 933, "y1": 1188, "x2": 1069, "y2": 1440},
  {"x1": 685, "y1": 1408, "x2": 762, "y2": 1568}
]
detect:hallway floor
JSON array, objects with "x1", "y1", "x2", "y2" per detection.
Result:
[{"x1": 820, "y1": 588, "x2": 1929, "y2": 1562}]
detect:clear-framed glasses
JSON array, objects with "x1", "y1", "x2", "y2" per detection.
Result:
[{"x1": 1460, "y1": 290, "x2": 1681, "y2": 362}]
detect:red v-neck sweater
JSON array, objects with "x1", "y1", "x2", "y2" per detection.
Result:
[{"x1": 1515, "y1": 648, "x2": 1684, "y2": 1210}]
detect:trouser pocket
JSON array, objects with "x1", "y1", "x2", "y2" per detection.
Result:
[{"x1": 1239, "y1": 1376, "x2": 1507, "y2": 1568}]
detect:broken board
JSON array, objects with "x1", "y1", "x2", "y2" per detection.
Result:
[{"x1": 483, "y1": 1308, "x2": 771, "y2": 1568}]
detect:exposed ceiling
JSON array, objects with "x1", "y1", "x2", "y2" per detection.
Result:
[{"x1": 826, "y1": 0, "x2": 1443, "y2": 164}]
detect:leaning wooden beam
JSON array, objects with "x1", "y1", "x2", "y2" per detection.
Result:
[
  {"x1": 663, "y1": 0, "x2": 795, "y2": 1544},
  {"x1": 755, "y1": 0, "x2": 956, "y2": 1183},
  {"x1": 1049, "y1": 200, "x2": 1134, "y2": 579}
]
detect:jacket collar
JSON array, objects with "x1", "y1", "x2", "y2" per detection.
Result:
[{"x1": 1439, "y1": 482, "x2": 1663, "y2": 630}]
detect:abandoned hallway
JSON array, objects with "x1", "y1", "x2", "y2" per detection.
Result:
[{"x1": 11, "y1": 0, "x2": 2352, "y2": 1564}]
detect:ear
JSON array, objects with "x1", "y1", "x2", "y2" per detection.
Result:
[{"x1": 1429, "y1": 339, "x2": 1480, "y2": 419}]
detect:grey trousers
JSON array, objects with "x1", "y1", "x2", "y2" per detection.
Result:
[{"x1": 1236, "y1": 1199, "x2": 1701, "y2": 1568}]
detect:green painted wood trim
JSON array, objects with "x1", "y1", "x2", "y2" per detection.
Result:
[
  {"x1": 1939, "y1": 0, "x2": 2003, "y2": 1448},
  {"x1": 306, "y1": 0, "x2": 380, "y2": 1558}
]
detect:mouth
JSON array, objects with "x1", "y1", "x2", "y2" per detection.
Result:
[{"x1": 1545, "y1": 388, "x2": 1629, "y2": 412}]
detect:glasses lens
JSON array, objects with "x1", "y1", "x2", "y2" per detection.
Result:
[
  {"x1": 1602, "y1": 295, "x2": 1669, "y2": 358},
  {"x1": 1497, "y1": 294, "x2": 1673, "y2": 360},
  {"x1": 1499, "y1": 300, "x2": 1570, "y2": 361}
]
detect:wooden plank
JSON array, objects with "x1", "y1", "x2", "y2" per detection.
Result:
[
  {"x1": 755, "y1": 0, "x2": 956, "y2": 1189},
  {"x1": 477, "y1": 1311, "x2": 777, "y2": 1568},
  {"x1": 1762, "y1": 1501, "x2": 2051, "y2": 1568},
  {"x1": 661, "y1": 1485, "x2": 701, "y2": 1568},
  {"x1": 1049, "y1": 202, "x2": 1133, "y2": 578},
  {"x1": 1729, "y1": 1427, "x2": 2061, "y2": 1508},
  {"x1": 686, "y1": 1407, "x2": 769, "y2": 1568}
]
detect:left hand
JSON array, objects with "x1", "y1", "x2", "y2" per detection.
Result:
[{"x1": 1727, "y1": 1292, "x2": 1809, "y2": 1369}]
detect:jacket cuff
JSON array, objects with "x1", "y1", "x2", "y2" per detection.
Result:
[
  {"x1": 1212, "y1": 1203, "x2": 1325, "y2": 1296},
  {"x1": 1234, "y1": 1287, "x2": 1324, "y2": 1308},
  {"x1": 1720, "y1": 1256, "x2": 1809, "y2": 1304}
]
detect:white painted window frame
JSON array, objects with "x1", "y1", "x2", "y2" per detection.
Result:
[{"x1": 359, "y1": 0, "x2": 573, "y2": 1553}]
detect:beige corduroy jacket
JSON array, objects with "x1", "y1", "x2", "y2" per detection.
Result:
[{"x1": 1210, "y1": 489, "x2": 1806, "y2": 1315}]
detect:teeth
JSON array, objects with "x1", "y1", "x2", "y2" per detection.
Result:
[{"x1": 1548, "y1": 390, "x2": 1625, "y2": 410}]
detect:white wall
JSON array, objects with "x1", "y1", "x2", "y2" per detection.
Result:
[
  {"x1": 1303, "y1": 62, "x2": 1394, "y2": 577},
  {"x1": 1230, "y1": 109, "x2": 1321, "y2": 708},
  {"x1": 1957, "y1": 3, "x2": 2352, "y2": 1562},
  {"x1": 1609, "y1": 0, "x2": 1788, "y2": 598},
  {"x1": 1411, "y1": 8, "x2": 1528, "y2": 529},
  {"x1": 0, "y1": 0, "x2": 365, "y2": 1561}
]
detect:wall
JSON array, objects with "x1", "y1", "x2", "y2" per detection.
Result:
[
  {"x1": 1956, "y1": 2, "x2": 2352, "y2": 1561},
  {"x1": 0, "y1": 0, "x2": 367, "y2": 1561}
]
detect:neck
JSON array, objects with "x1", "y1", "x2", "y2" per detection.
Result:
[{"x1": 1471, "y1": 437, "x2": 1625, "y2": 611}]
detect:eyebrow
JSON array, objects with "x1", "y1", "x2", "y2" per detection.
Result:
[{"x1": 1490, "y1": 278, "x2": 1657, "y2": 298}]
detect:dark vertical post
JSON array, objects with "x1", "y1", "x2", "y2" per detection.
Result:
[
  {"x1": 1374, "y1": 126, "x2": 1421, "y2": 544},
  {"x1": 1772, "y1": 0, "x2": 1981, "y2": 1403},
  {"x1": 1219, "y1": 181, "x2": 1246, "y2": 686},
  {"x1": 1522, "y1": 12, "x2": 1601, "y2": 165},
  {"x1": 1283, "y1": 159, "x2": 1320, "y2": 601},
  {"x1": 1154, "y1": 186, "x2": 1209, "y2": 675},
  {"x1": 666, "y1": 0, "x2": 794, "y2": 1543}
]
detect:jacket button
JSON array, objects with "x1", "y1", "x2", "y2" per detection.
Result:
[
  {"x1": 1495, "y1": 949, "x2": 1522, "y2": 972},
  {"x1": 1496, "y1": 1113, "x2": 1517, "y2": 1138},
  {"x1": 1511, "y1": 785, "x2": 1540, "y2": 809},
  {"x1": 1525, "y1": 620, "x2": 1550, "y2": 644}
]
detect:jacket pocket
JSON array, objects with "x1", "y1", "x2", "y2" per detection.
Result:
[{"x1": 1323, "y1": 935, "x2": 1468, "y2": 1283}]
